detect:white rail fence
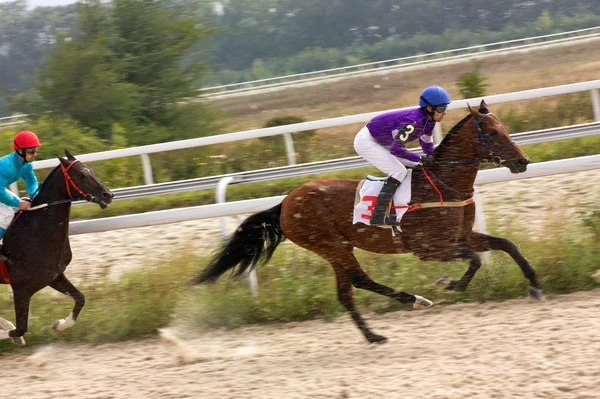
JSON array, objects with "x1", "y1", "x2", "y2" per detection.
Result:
[
  {"x1": 69, "y1": 155, "x2": 600, "y2": 236},
  {"x1": 26, "y1": 79, "x2": 600, "y2": 184},
  {"x1": 200, "y1": 26, "x2": 600, "y2": 97}
]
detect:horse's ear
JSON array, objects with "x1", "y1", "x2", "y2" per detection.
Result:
[
  {"x1": 478, "y1": 99, "x2": 489, "y2": 114},
  {"x1": 468, "y1": 103, "x2": 483, "y2": 120},
  {"x1": 64, "y1": 149, "x2": 77, "y2": 161},
  {"x1": 56, "y1": 155, "x2": 70, "y2": 167}
]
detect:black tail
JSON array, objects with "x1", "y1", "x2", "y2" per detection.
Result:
[{"x1": 192, "y1": 203, "x2": 286, "y2": 284}]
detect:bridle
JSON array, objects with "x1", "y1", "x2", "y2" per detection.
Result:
[
  {"x1": 471, "y1": 113, "x2": 515, "y2": 165},
  {"x1": 26, "y1": 159, "x2": 97, "y2": 211},
  {"x1": 434, "y1": 113, "x2": 515, "y2": 166},
  {"x1": 60, "y1": 159, "x2": 95, "y2": 202}
]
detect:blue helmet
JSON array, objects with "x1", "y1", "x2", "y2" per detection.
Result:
[{"x1": 419, "y1": 86, "x2": 451, "y2": 108}]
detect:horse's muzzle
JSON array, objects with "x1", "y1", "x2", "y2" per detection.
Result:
[
  {"x1": 507, "y1": 157, "x2": 529, "y2": 173},
  {"x1": 95, "y1": 191, "x2": 114, "y2": 209}
]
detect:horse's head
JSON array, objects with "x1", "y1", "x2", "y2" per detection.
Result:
[
  {"x1": 57, "y1": 150, "x2": 114, "y2": 209},
  {"x1": 468, "y1": 100, "x2": 530, "y2": 173}
]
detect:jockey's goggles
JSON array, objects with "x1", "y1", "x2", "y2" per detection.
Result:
[
  {"x1": 24, "y1": 147, "x2": 38, "y2": 154},
  {"x1": 433, "y1": 104, "x2": 449, "y2": 113}
]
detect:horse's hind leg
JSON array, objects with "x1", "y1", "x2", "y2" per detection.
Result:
[
  {"x1": 470, "y1": 231, "x2": 544, "y2": 299},
  {"x1": 0, "y1": 288, "x2": 33, "y2": 345},
  {"x1": 49, "y1": 274, "x2": 85, "y2": 331},
  {"x1": 327, "y1": 251, "x2": 432, "y2": 344}
]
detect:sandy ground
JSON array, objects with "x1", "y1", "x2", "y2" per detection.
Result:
[
  {"x1": 0, "y1": 169, "x2": 597, "y2": 398},
  {"x1": 65, "y1": 169, "x2": 600, "y2": 283},
  {"x1": 1, "y1": 289, "x2": 599, "y2": 398}
]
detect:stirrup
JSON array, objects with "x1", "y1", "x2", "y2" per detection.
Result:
[{"x1": 382, "y1": 215, "x2": 402, "y2": 226}]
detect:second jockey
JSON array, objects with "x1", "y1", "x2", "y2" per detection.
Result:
[{"x1": 0, "y1": 130, "x2": 40, "y2": 259}]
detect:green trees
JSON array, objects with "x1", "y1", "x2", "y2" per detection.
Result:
[{"x1": 12, "y1": 0, "x2": 218, "y2": 146}]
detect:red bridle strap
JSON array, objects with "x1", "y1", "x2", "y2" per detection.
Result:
[
  {"x1": 60, "y1": 160, "x2": 89, "y2": 200},
  {"x1": 391, "y1": 168, "x2": 474, "y2": 212}
]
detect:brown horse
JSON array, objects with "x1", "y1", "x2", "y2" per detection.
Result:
[{"x1": 193, "y1": 101, "x2": 544, "y2": 344}]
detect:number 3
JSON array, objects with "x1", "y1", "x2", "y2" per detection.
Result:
[{"x1": 397, "y1": 124, "x2": 415, "y2": 142}]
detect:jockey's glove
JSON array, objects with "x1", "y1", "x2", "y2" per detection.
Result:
[{"x1": 418, "y1": 155, "x2": 435, "y2": 166}]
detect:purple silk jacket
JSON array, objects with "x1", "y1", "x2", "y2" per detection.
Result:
[{"x1": 366, "y1": 107, "x2": 435, "y2": 163}]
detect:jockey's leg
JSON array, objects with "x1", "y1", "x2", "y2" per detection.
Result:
[
  {"x1": 0, "y1": 197, "x2": 17, "y2": 261},
  {"x1": 0, "y1": 228, "x2": 6, "y2": 261},
  {"x1": 355, "y1": 128, "x2": 408, "y2": 225},
  {"x1": 370, "y1": 176, "x2": 401, "y2": 225}
]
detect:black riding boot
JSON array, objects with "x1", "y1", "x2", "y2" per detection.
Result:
[
  {"x1": 370, "y1": 176, "x2": 401, "y2": 225},
  {"x1": 0, "y1": 245, "x2": 6, "y2": 261}
]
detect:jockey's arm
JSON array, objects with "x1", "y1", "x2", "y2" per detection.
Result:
[
  {"x1": 389, "y1": 141, "x2": 420, "y2": 165},
  {"x1": 21, "y1": 163, "x2": 38, "y2": 198},
  {"x1": 0, "y1": 171, "x2": 20, "y2": 208},
  {"x1": 419, "y1": 133, "x2": 434, "y2": 156}
]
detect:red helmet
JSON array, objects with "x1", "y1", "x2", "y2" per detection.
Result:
[{"x1": 13, "y1": 130, "x2": 41, "y2": 151}]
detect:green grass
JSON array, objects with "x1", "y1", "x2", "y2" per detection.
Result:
[{"x1": 1, "y1": 210, "x2": 597, "y2": 353}]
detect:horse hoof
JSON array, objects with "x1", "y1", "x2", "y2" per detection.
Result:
[
  {"x1": 434, "y1": 276, "x2": 451, "y2": 287},
  {"x1": 528, "y1": 286, "x2": 545, "y2": 301},
  {"x1": 52, "y1": 319, "x2": 64, "y2": 332},
  {"x1": 11, "y1": 336, "x2": 26, "y2": 346},
  {"x1": 367, "y1": 334, "x2": 388, "y2": 344},
  {"x1": 413, "y1": 295, "x2": 433, "y2": 310}
]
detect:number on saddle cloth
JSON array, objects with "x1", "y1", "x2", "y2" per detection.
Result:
[{"x1": 352, "y1": 170, "x2": 414, "y2": 226}]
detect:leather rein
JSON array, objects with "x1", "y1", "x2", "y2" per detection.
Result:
[{"x1": 27, "y1": 160, "x2": 95, "y2": 211}]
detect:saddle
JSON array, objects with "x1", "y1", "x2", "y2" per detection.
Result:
[{"x1": 352, "y1": 170, "x2": 413, "y2": 227}]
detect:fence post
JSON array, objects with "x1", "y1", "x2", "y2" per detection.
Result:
[
  {"x1": 283, "y1": 133, "x2": 297, "y2": 165},
  {"x1": 215, "y1": 176, "x2": 259, "y2": 296},
  {"x1": 473, "y1": 190, "x2": 491, "y2": 264},
  {"x1": 140, "y1": 154, "x2": 154, "y2": 185},
  {"x1": 591, "y1": 89, "x2": 600, "y2": 121}
]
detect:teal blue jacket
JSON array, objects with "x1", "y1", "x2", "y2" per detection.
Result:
[{"x1": 0, "y1": 152, "x2": 39, "y2": 207}]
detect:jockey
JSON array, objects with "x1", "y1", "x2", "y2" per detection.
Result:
[
  {"x1": 353, "y1": 85, "x2": 451, "y2": 225},
  {"x1": 0, "y1": 130, "x2": 40, "y2": 258}
]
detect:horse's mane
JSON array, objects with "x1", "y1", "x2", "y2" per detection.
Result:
[
  {"x1": 31, "y1": 163, "x2": 62, "y2": 204},
  {"x1": 434, "y1": 106, "x2": 490, "y2": 156}
]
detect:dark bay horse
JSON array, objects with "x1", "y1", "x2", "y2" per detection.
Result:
[
  {"x1": 0, "y1": 150, "x2": 113, "y2": 345},
  {"x1": 193, "y1": 101, "x2": 544, "y2": 344}
]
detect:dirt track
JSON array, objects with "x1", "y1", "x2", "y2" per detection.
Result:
[
  {"x1": 0, "y1": 169, "x2": 597, "y2": 399},
  {"x1": 2, "y1": 289, "x2": 599, "y2": 399}
]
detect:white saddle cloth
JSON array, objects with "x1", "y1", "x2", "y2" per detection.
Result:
[{"x1": 352, "y1": 169, "x2": 412, "y2": 226}]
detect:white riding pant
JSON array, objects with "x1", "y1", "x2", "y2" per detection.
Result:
[
  {"x1": 0, "y1": 190, "x2": 19, "y2": 231},
  {"x1": 354, "y1": 126, "x2": 416, "y2": 182}
]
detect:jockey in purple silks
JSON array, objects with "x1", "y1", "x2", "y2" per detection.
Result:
[{"x1": 353, "y1": 85, "x2": 451, "y2": 225}]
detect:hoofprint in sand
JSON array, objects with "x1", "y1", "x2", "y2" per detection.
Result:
[{"x1": 66, "y1": 169, "x2": 599, "y2": 283}]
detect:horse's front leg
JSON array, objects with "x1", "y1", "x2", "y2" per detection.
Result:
[
  {"x1": 470, "y1": 231, "x2": 544, "y2": 299},
  {"x1": 436, "y1": 249, "x2": 482, "y2": 292},
  {"x1": 49, "y1": 274, "x2": 85, "y2": 331}
]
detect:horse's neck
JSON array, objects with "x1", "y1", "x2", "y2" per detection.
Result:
[
  {"x1": 430, "y1": 127, "x2": 480, "y2": 193},
  {"x1": 427, "y1": 163, "x2": 478, "y2": 194},
  {"x1": 33, "y1": 167, "x2": 70, "y2": 205}
]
